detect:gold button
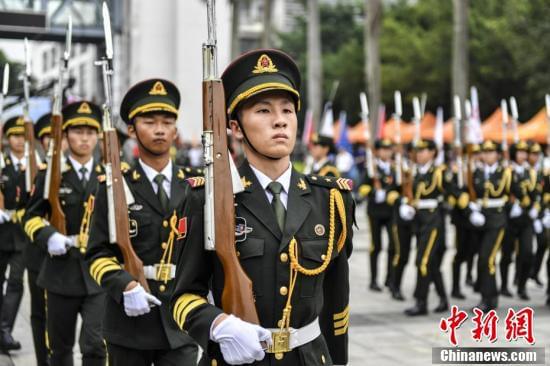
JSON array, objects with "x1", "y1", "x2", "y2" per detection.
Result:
[
  {"x1": 280, "y1": 253, "x2": 288, "y2": 263},
  {"x1": 275, "y1": 353, "x2": 284, "y2": 360},
  {"x1": 83, "y1": 202, "x2": 87, "y2": 208},
  {"x1": 161, "y1": 242, "x2": 168, "y2": 250},
  {"x1": 279, "y1": 286, "x2": 288, "y2": 296},
  {"x1": 159, "y1": 285, "x2": 166, "y2": 292},
  {"x1": 163, "y1": 220, "x2": 168, "y2": 228},
  {"x1": 236, "y1": 251, "x2": 240, "y2": 257},
  {"x1": 61, "y1": 201, "x2": 65, "y2": 205},
  {"x1": 321, "y1": 354, "x2": 326, "y2": 364},
  {"x1": 80, "y1": 248, "x2": 86, "y2": 254},
  {"x1": 321, "y1": 254, "x2": 326, "y2": 261},
  {"x1": 277, "y1": 319, "x2": 283, "y2": 327},
  {"x1": 211, "y1": 359, "x2": 217, "y2": 366}
]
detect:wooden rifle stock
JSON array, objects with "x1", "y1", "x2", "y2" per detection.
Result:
[
  {"x1": 204, "y1": 79, "x2": 259, "y2": 324},
  {"x1": 103, "y1": 129, "x2": 149, "y2": 292},
  {"x1": 466, "y1": 144, "x2": 477, "y2": 201},
  {"x1": 24, "y1": 119, "x2": 37, "y2": 189},
  {"x1": 47, "y1": 113, "x2": 66, "y2": 233}
]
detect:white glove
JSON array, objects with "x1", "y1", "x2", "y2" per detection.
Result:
[
  {"x1": 533, "y1": 219, "x2": 543, "y2": 234},
  {"x1": 469, "y1": 211, "x2": 486, "y2": 227},
  {"x1": 67, "y1": 235, "x2": 79, "y2": 248},
  {"x1": 468, "y1": 202, "x2": 481, "y2": 212},
  {"x1": 0, "y1": 210, "x2": 11, "y2": 224},
  {"x1": 544, "y1": 210, "x2": 550, "y2": 229},
  {"x1": 210, "y1": 314, "x2": 272, "y2": 365},
  {"x1": 528, "y1": 207, "x2": 539, "y2": 220},
  {"x1": 510, "y1": 202, "x2": 522, "y2": 218},
  {"x1": 374, "y1": 189, "x2": 386, "y2": 204},
  {"x1": 399, "y1": 204, "x2": 415, "y2": 221},
  {"x1": 123, "y1": 283, "x2": 161, "y2": 317},
  {"x1": 47, "y1": 232, "x2": 72, "y2": 256}
]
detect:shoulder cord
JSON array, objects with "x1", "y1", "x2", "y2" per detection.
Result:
[
  {"x1": 157, "y1": 211, "x2": 179, "y2": 284},
  {"x1": 78, "y1": 195, "x2": 95, "y2": 251}
]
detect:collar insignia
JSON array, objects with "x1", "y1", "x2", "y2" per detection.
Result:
[
  {"x1": 132, "y1": 170, "x2": 141, "y2": 181},
  {"x1": 241, "y1": 176, "x2": 252, "y2": 189},
  {"x1": 252, "y1": 54, "x2": 278, "y2": 74},
  {"x1": 297, "y1": 178, "x2": 307, "y2": 191},
  {"x1": 177, "y1": 169, "x2": 185, "y2": 180}
]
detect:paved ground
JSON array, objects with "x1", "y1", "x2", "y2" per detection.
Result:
[{"x1": 2, "y1": 202, "x2": 549, "y2": 365}]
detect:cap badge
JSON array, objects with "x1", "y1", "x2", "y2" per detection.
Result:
[
  {"x1": 77, "y1": 102, "x2": 92, "y2": 114},
  {"x1": 149, "y1": 81, "x2": 168, "y2": 96},
  {"x1": 16, "y1": 117, "x2": 24, "y2": 126},
  {"x1": 252, "y1": 54, "x2": 278, "y2": 74}
]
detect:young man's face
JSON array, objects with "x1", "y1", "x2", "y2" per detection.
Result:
[
  {"x1": 66, "y1": 126, "x2": 98, "y2": 158},
  {"x1": 41, "y1": 135, "x2": 51, "y2": 152},
  {"x1": 528, "y1": 152, "x2": 539, "y2": 165},
  {"x1": 482, "y1": 151, "x2": 498, "y2": 165},
  {"x1": 376, "y1": 147, "x2": 392, "y2": 161},
  {"x1": 415, "y1": 148, "x2": 434, "y2": 165},
  {"x1": 515, "y1": 150, "x2": 527, "y2": 164},
  {"x1": 309, "y1": 143, "x2": 329, "y2": 160},
  {"x1": 130, "y1": 112, "x2": 177, "y2": 156},
  {"x1": 230, "y1": 90, "x2": 297, "y2": 160},
  {"x1": 7, "y1": 134, "x2": 25, "y2": 155}
]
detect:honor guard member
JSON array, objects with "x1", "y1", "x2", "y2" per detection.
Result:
[
  {"x1": 171, "y1": 49, "x2": 355, "y2": 366},
  {"x1": 527, "y1": 142, "x2": 547, "y2": 286},
  {"x1": 465, "y1": 143, "x2": 482, "y2": 288},
  {"x1": 358, "y1": 138, "x2": 397, "y2": 292},
  {"x1": 85, "y1": 79, "x2": 199, "y2": 366},
  {"x1": 23, "y1": 102, "x2": 106, "y2": 366},
  {"x1": 0, "y1": 116, "x2": 29, "y2": 352},
  {"x1": 500, "y1": 141, "x2": 540, "y2": 300},
  {"x1": 400, "y1": 139, "x2": 475, "y2": 316},
  {"x1": 472, "y1": 140, "x2": 516, "y2": 311},
  {"x1": 23, "y1": 112, "x2": 53, "y2": 365},
  {"x1": 307, "y1": 133, "x2": 340, "y2": 177}
]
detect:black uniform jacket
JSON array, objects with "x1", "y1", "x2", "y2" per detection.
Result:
[
  {"x1": 171, "y1": 161, "x2": 355, "y2": 366},
  {"x1": 358, "y1": 162, "x2": 398, "y2": 219}
]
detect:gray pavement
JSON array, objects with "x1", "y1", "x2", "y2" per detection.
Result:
[{"x1": 2, "y1": 202, "x2": 549, "y2": 365}]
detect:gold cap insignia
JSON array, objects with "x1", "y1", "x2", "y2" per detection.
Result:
[
  {"x1": 149, "y1": 81, "x2": 168, "y2": 96},
  {"x1": 16, "y1": 117, "x2": 25, "y2": 126},
  {"x1": 77, "y1": 102, "x2": 92, "y2": 114},
  {"x1": 252, "y1": 54, "x2": 278, "y2": 74}
]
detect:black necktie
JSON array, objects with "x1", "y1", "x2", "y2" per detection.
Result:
[
  {"x1": 16, "y1": 162, "x2": 22, "y2": 173},
  {"x1": 79, "y1": 167, "x2": 88, "y2": 188},
  {"x1": 154, "y1": 174, "x2": 169, "y2": 213},
  {"x1": 267, "y1": 181, "x2": 286, "y2": 231}
]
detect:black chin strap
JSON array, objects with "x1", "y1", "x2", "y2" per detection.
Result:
[{"x1": 236, "y1": 118, "x2": 280, "y2": 161}]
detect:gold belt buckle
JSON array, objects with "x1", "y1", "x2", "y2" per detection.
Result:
[
  {"x1": 266, "y1": 330, "x2": 290, "y2": 354},
  {"x1": 154, "y1": 263, "x2": 172, "y2": 281}
]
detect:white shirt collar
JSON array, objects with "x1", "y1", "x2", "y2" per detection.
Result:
[
  {"x1": 250, "y1": 162, "x2": 292, "y2": 194},
  {"x1": 68, "y1": 155, "x2": 94, "y2": 179},
  {"x1": 9, "y1": 152, "x2": 24, "y2": 168},
  {"x1": 377, "y1": 159, "x2": 391, "y2": 173},
  {"x1": 139, "y1": 159, "x2": 172, "y2": 185},
  {"x1": 484, "y1": 162, "x2": 498, "y2": 174},
  {"x1": 312, "y1": 157, "x2": 329, "y2": 172},
  {"x1": 418, "y1": 161, "x2": 433, "y2": 175}
]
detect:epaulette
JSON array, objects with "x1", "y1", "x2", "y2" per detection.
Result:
[
  {"x1": 120, "y1": 161, "x2": 130, "y2": 173},
  {"x1": 306, "y1": 175, "x2": 353, "y2": 191},
  {"x1": 183, "y1": 166, "x2": 204, "y2": 176},
  {"x1": 186, "y1": 176, "x2": 205, "y2": 188}
]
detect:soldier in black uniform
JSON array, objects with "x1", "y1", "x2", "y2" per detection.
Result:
[
  {"x1": 472, "y1": 141, "x2": 517, "y2": 311},
  {"x1": 307, "y1": 133, "x2": 340, "y2": 177},
  {"x1": 465, "y1": 143, "x2": 482, "y2": 288},
  {"x1": 23, "y1": 102, "x2": 106, "y2": 366},
  {"x1": 358, "y1": 138, "x2": 397, "y2": 292},
  {"x1": 24, "y1": 113, "x2": 53, "y2": 365},
  {"x1": 171, "y1": 49, "x2": 355, "y2": 366},
  {"x1": 500, "y1": 141, "x2": 541, "y2": 300},
  {"x1": 85, "y1": 79, "x2": 199, "y2": 366},
  {"x1": 0, "y1": 116, "x2": 29, "y2": 352},
  {"x1": 400, "y1": 140, "x2": 476, "y2": 316}
]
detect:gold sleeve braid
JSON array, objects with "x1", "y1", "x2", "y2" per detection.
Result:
[
  {"x1": 173, "y1": 293, "x2": 208, "y2": 329},
  {"x1": 89, "y1": 257, "x2": 123, "y2": 284},
  {"x1": 24, "y1": 216, "x2": 47, "y2": 241}
]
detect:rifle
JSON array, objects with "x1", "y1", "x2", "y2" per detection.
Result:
[
  {"x1": 453, "y1": 95, "x2": 464, "y2": 189},
  {"x1": 464, "y1": 99, "x2": 476, "y2": 200},
  {"x1": 96, "y1": 2, "x2": 149, "y2": 292},
  {"x1": 546, "y1": 94, "x2": 550, "y2": 153},
  {"x1": 509, "y1": 97, "x2": 519, "y2": 144},
  {"x1": 43, "y1": 17, "x2": 71, "y2": 234},
  {"x1": 202, "y1": 0, "x2": 259, "y2": 324},
  {"x1": 393, "y1": 91, "x2": 413, "y2": 201},
  {"x1": 0, "y1": 63, "x2": 9, "y2": 210},
  {"x1": 500, "y1": 99, "x2": 509, "y2": 165},
  {"x1": 360, "y1": 92, "x2": 379, "y2": 189},
  {"x1": 22, "y1": 38, "x2": 38, "y2": 192}
]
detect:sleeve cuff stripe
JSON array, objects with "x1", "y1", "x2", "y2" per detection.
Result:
[
  {"x1": 334, "y1": 313, "x2": 349, "y2": 328},
  {"x1": 173, "y1": 294, "x2": 207, "y2": 329},
  {"x1": 94, "y1": 264, "x2": 122, "y2": 284},
  {"x1": 333, "y1": 305, "x2": 349, "y2": 320},
  {"x1": 334, "y1": 323, "x2": 349, "y2": 336}
]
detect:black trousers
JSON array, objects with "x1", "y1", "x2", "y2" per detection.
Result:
[
  {"x1": 28, "y1": 269, "x2": 49, "y2": 366},
  {"x1": 368, "y1": 215, "x2": 394, "y2": 285},
  {"x1": 46, "y1": 291, "x2": 106, "y2": 366},
  {"x1": 389, "y1": 220, "x2": 412, "y2": 292},
  {"x1": 478, "y1": 226, "x2": 506, "y2": 300},
  {"x1": 413, "y1": 222, "x2": 446, "y2": 302},
  {"x1": 452, "y1": 223, "x2": 478, "y2": 293},
  {"x1": 500, "y1": 219, "x2": 534, "y2": 294},
  {"x1": 107, "y1": 341, "x2": 198, "y2": 366},
  {"x1": 531, "y1": 230, "x2": 548, "y2": 280},
  {"x1": 0, "y1": 250, "x2": 25, "y2": 333}
]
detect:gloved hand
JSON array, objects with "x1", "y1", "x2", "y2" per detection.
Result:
[
  {"x1": 544, "y1": 210, "x2": 550, "y2": 229},
  {"x1": 123, "y1": 283, "x2": 161, "y2": 317},
  {"x1": 399, "y1": 204, "x2": 415, "y2": 221},
  {"x1": 509, "y1": 202, "x2": 522, "y2": 218},
  {"x1": 67, "y1": 235, "x2": 79, "y2": 248},
  {"x1": 528, "y1": 207, "x2": 539, "y2": 220},
  {"x1": 533, "y1": 219, "x2": 543, "y2": 234},
  {"x1": 374, "y1": 189, "x2": 386, "y2": 204},
  {"x1": 210, "y1": 314, "x2": 272, "y2": 365},
  {"x1": 0, "y1": 210, "x2": 12, "y2": 224},
  {"x1": 47, "y1": 232, "x2": 72, "y2": 256},
  {"x1": 468, "y1": 202, "x2": 481, "y2": 212},
  {"x1": 469, "y1": 211, "x2": 486, "y2": 227}
]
